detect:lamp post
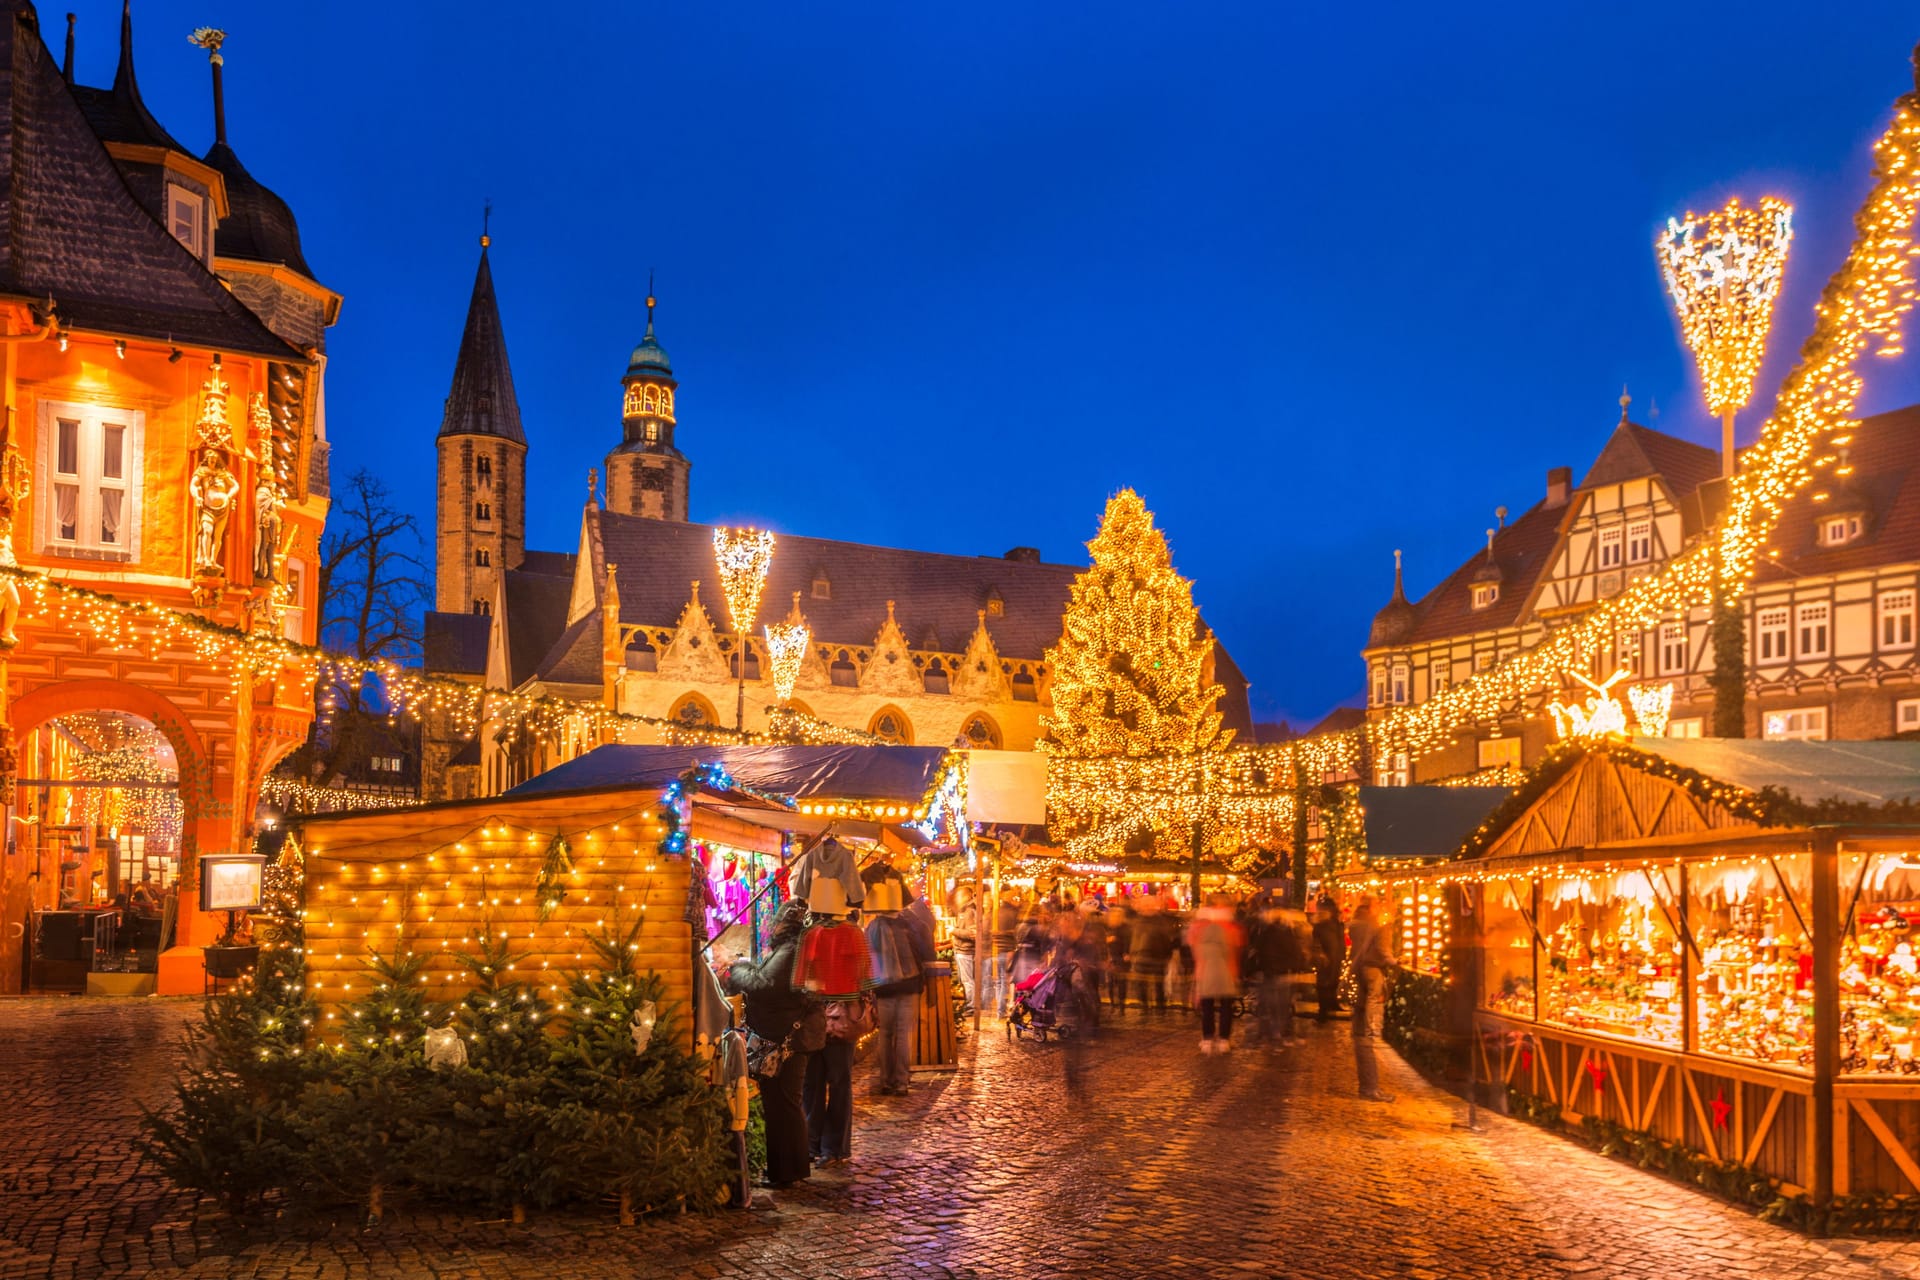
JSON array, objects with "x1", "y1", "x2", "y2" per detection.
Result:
[
  {"x1": 711, "y1": 528, "x2": 775, "y2": 733},
  {"x1": 1656, "y1": 196, "x2": 1794, "y2": 738}
]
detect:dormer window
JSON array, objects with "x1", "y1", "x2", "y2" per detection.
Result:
[
  {"x1": 985, "y1": 588, "x2": 1005, "y2": 617},
  {"x1": 1471, "y1": 582, "x2": 1499, "y2": 609},
  {"x1": 812, "y1": 574, "x2": 831, "y2": 600},
  {"x1": 166, "y1": 184, "x2": 205, "y2": 258},
  {"x1": 1818, "y1": 514, "x2": 1863, "y2": 547}
]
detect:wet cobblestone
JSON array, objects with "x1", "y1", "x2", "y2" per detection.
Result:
[{"x1": 3, "y1": 996, "x2": 1919, "y2": 1278}]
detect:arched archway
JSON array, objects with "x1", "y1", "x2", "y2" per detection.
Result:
[{"x1": 868, "y1": 706, "x2": 913, "y2": 745}]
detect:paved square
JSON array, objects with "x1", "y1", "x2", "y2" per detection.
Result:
[{"x1": 2, "y1": 998, "x2": 1918, "y2": 1279}]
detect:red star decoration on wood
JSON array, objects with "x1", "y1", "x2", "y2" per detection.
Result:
[
  {"x1": 1585, "y1": 1060, "x2": 1608, "y2": 1094},
  {"x1": 1710, "y1": 1091, "x2": 1732, "y2": 1130}
]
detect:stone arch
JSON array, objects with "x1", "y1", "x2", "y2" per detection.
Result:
[
  {"x1": 960, "y1": 711, "x2": 1001, "y2": 750},
  {"x1": 669, "y1": 692, "x2": 719, "y2": 728},
  {"x1": 12, "y1": 679, "x2": 210, "y2": 815},
  {"x1": 868, "y1": 706, "x2": 913, "y2": 745}
]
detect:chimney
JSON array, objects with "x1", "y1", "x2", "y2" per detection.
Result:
[
  {"x1": 1545, "y1": 466, "x2": 1572, "y2": 509},
  {"x1": 1003, "y1": 546, "x2": 1041, "y2": 564}
]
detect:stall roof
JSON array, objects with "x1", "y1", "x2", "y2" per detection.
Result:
[
  {"x1": 505, "y1": 743, "x2": 952, "y2": 803},
  {"x1": 1358, "y1": 785, "x2": 1513, "y2": 861},
  {"x1": 1632, "y1": 738, "x2": 1920, "y2": 808}
]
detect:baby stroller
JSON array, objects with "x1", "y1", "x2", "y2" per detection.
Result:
[{"x1": 1006, "y1": 960, "x2": 1085, "y2": 1043}]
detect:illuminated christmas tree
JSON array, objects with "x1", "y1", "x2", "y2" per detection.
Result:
[{"x1": 1044, "y1": 489, "x2": 1227, "y2": 762}]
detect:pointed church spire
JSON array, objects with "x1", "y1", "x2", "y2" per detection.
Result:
[
  {"x1": 438, "y1": 237, "x2": 525, "y2": 443},
  {"x1": 62, "y1": 13, "x2": 75, "y2": 84},
  {"x1": 94, "y1": 0, "x2": 189, "y2": 153},
  {"x1": 1390, "y1": 548, "x2": 1407, "y2": 603},
  {"x1": 188, "y1": 28, "x2": 228, "y2": 145}
]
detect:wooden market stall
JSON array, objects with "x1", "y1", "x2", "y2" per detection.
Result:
[{"x1": 1436, "y1": 740, "x2": 1920, "y2": 1205}]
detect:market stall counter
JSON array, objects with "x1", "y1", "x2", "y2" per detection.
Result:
[{"x1": 1419, "y1": 741, "x2": 1920, "y2": 1206}]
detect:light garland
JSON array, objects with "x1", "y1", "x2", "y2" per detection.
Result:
[
  {"x1": 1628, "y1": 682, "x2": 1674, "y2": 738},
  {"x1": 711, "y1": 527, "x2": 775, "y2": 639},
  {"x1": 763, "y1": 616, "x2": 810, "y2": 704},
  {"x1": 1658, "y1": 196, "x2": 1795, "y2": 417},
  {"x1": 261, "y1": 774, "x2": 417, "y2": 813},
  {"x1": 764, "y1": 705, "x2": 883, "y2": 746},
  {"x1": 1359, "y1": 73, "x2": 1920, "y2": 763}
]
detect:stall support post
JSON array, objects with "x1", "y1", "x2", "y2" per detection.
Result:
[
  {"x1": 972, "y1": 852, "x2": 985, "y2": 1036},
  {"x1": 1679, "y1": 862, "x2": 1696, "y2": 1057},
  {"x1": 1810, "y1": 832, "x2": 1840, "y2": 1205}
]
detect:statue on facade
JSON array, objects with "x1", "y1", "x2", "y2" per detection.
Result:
[
  {"x1": 253, "y1": 472, "x2": 284, "y2": 582},
  {"x1": 190, "y1": 368, "x2": 240, "y2": 582},
  {"x1": 191, "y1": 448, "x2": 241, "y2": 577}
]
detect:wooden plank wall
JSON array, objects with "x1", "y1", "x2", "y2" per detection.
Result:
[{"x1": 297, "y1": 795, "x2": 696, "y2": 1049}]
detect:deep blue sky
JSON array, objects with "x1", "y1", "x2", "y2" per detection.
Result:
[{"x1": 102, "y1": 2, "x2": 1920, "y2": 727}]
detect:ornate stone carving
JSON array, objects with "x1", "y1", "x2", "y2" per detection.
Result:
[
  {"x1": 952, "y1": 609, "x2": 1008, "y2": 700},
  {"x1": 189, "y1": 370, "x2": 240, "y2": 585},
  {"x1": 657, "y1": 579, "x2": 729, "y2": 684},
  {"x1": 863, "y1": 599, "x2": 922, "y2": 698}
]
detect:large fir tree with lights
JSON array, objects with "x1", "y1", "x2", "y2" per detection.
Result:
[{"x1": 1043, "y1": 489, "x2": 1228, "y2": 761}]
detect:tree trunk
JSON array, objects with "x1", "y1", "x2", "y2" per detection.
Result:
[
  {"x1": 512, "y1": 1200, "x2": 526, "y2": 1225},
  {"x1": 365, "y1": 1180, "x2": 383, "y2": 1227},
  {"x1": 619, "y1": 1187, "x2": 634, "y2": 1226},
  {"x1": 1290, "y1": 779, "x2": 1310, "y2": 909},
  {"x1": 1188, "y1": 820, "x2": 1202, "y2": 905}
]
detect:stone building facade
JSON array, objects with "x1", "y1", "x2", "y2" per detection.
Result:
[
  {"x1": 1362, "y1": 396, "x2": 1920, "y2": 783},
  {"x1": 420, "y1": 251, "x2": 1252, "y2": 798}
]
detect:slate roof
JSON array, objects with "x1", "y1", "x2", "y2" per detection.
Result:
[
  {"x1": 0, "y1": 3, "x2": 297, "y2": 358},
  {"x1": 422, "y1": 611, "x2": 490, "y2": 677},
  {"x1": 1394, "y1": 499, "x2": 1566, "y2": 646},
  {"x1": 1357, "y1": 785, "x2": 1512, "y2": 861},
  {"x1": 534, "y1": 612, "x2": 601, "y2": 688},
  {"x1": 204, "y1": 141, "x2": 313, "y2": 277},
  {"x1": 502, "y1": 561, "x2": 576, "y2": 688},
  {"x1": 518, "y1": 549, "x2": 577, "y2": 577},
  {"x1": 438, "y1": 246, "x2": 524, "y2": 442},
  {"x1": 597, "y1": 511, "x2": 1079, "y2": 662},
  {"x1": 1752, "y1": 402, "x2": 1920, "y2": 584},
  {"x1": 507, "y1": 743, "x2": 951, "y2": 803},
  {"x1": 67, "y1": 2, "x2": 186, "y2": 152},
  {"x1": 1580, "y1": 420, "x2": 1720, "y2": 497}
]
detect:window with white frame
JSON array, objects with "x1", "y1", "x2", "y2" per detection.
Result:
[
  {"x1": 1371, "y1": 665, "x2": 1387, "y2": 708},
  {"x1": 1880, "y1": 590, "x2": 1915, "y2": 651},
  {"x1": 1818, "y1": 514, "x2": 1863, "y2": 547},
  {"x1": 1668, "y1": 717, "x2": 1704, "y2": 739},
  {"x1": 1471, "y1": 582, "x2": 1499, "y2": 609},
  {"x1": 1474, "y1": 650, "x2": 1493, "y2": 673},
  {"x1": 1764, "y1": 707, "x2": 1828, "y2": 741},
  {"x1": 1429, "y1": 659, "x2": 1449, "y2": 697},
  {"x1": 1390, "y1": 663, "x2": 1409, "y2": 705},
  {"x1": 166, "y1": 184, "x2": 205, "y2": 258},
  {"x1": 281, "y1": 559, "x2": 307, "y2": 643},
  {"x1": 1796, "y1": 602, "x2": 1831, "y2": 660},
  {"x1": 1756, "y1": 608, "x2": 1789, "y2": 664},
  {"x1": 1627, "y1": 520, "x2": 1652, "y2": 564},
  {"x1": 1598, "y1": 526, "x2": 1623, "y2": 569},
  {"x1": 1376, "y1": 751, "x2": 1410, "y2": 787},
  {"x1": 39, "y1": 400, "x2": 141, "y2": 559},
  {"x1": 1897, "y1": 698, "x2": 1920, "y2": 734},
  {"x1": 1659, "y1": 622, "x2": 1688, "y2": 675}
]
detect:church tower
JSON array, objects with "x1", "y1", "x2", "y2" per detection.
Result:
[
  {"x1": 435, "y1": 229, "x2": 527, "y2": 614},
  {"x1": 604, "y1": 287, "x2": 690, "y2": 521}
]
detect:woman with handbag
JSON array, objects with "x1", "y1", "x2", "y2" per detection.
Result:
[{"x1": 727, "y1": 899, "x2": 818, "y2": 1188}]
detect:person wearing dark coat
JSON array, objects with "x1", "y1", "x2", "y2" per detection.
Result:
[
  {"x1": 1106, "y1": 906, "x2": 1134, "y2": 1007},
  {"x1": 1312, "y1": 900, "x2": 1347, "y2": 1022},
  {"x1": 1128, "y1": 906, "x2": 1177, "y2": 1012},
  {"x1": 727, "y1": 899, "x2": 816, "y2": 1188},
  {"x1": 1247, "y1": 906, "x2": 1309, "y2": 1044}
]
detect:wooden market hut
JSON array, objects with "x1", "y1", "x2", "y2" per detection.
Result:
[
  {"x1": 295, "y1": 744, "x2": 972, "y2": 1049},
  {"x1": 1446, "y1": 739, "x2": 1920, "y2": 1206}
]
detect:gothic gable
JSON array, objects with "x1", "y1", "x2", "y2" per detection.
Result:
[
  {"x1": 657, "y1": 580, "x2": 729, "y2": 684},
  {"x1": 863, "y1": 600, "x2": 922, "y2": 698}
]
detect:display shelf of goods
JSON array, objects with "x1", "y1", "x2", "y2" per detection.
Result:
[
  {"x1": 1481, "y1": 880, "x2": 1536, "y2": 1019},
  {"x1": 1536, "y1": 873, "x2": 1682, "y2": 1046},
  {"x1": 1391, "y1": 886, "x2": 1450, "y2": 978},
  {"x1": 1840, "y1": 853, "x2": 1920, "y2": 1076},
  {"x1": 1689, "y1": 857, "x2": 1814, "y2": 1070}
]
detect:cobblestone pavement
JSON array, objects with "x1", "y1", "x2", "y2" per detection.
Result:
[{"x1": 5, "y1": 997, "x2": 1920, "y2": 1279}]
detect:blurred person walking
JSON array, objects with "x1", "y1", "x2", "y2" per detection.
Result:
[
  {"x1": 1311, "y1": 899, "x2": 1347, "y2": 1023},
  {"x1": 1346, "y1": 897, "x2": 1398, "y2": 1101},
  {"x1": 793, "y1": 880, "x2": 870, "y2": 1167},
  {"x1": 1187, "y1": 894, "x2": 1244, "y2": 1054},
  {"x1": 864, "y1": 881, "x2": 934, "y2": 1096}
]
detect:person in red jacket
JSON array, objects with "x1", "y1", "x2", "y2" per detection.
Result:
[{"x1": 795, "y1": 879, "x2": 869, "y2": 1165}]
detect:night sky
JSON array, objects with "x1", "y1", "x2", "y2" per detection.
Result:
[{"x1": 98, "y1": 2, "x2": 1920, "y2": 727}]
